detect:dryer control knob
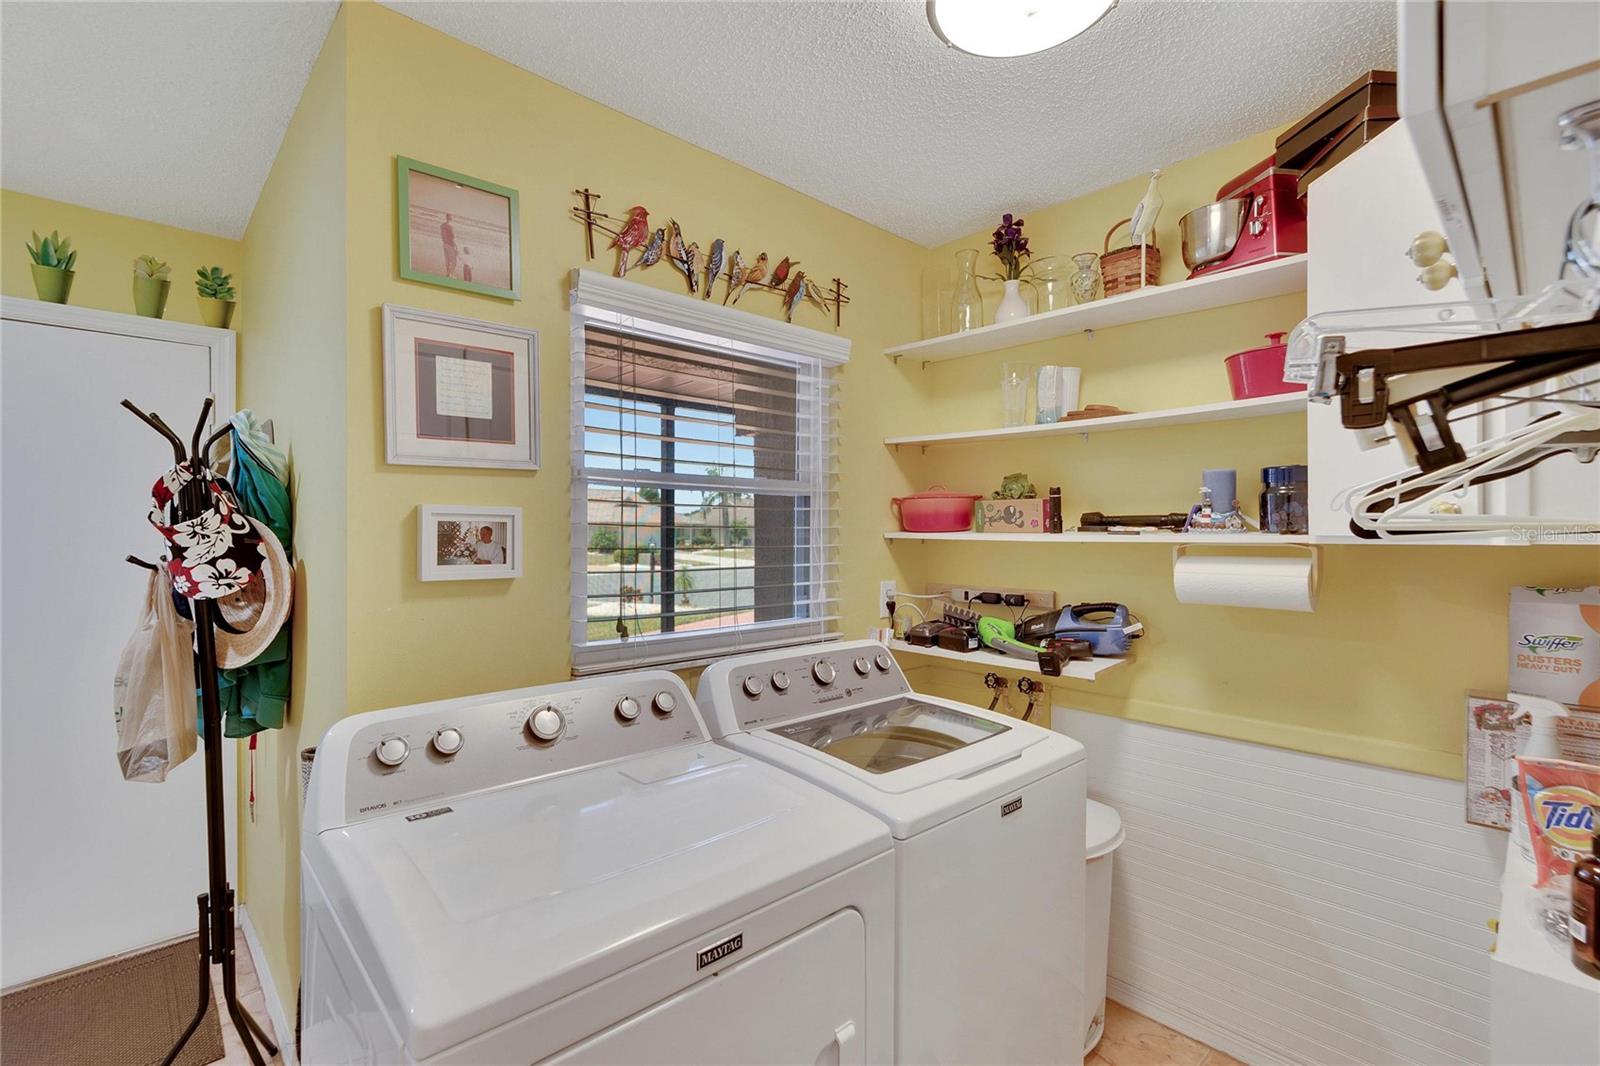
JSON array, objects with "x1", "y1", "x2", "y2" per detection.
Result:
[
  {"x1": 527, "y1": 706, "x2": 564, "y2": 743},
  {"x1": 615, "y1": 697, "x2": 641, "y2": 722},
  {"x1": 375, "y1": 736, "x2": 409, "y2": 767},
  {"x1": 743, "y1": 675, "x2": 765, "y2": 697},
  {"x1": 813, "y1": 660, "x2": 837, "y2": 685},
  {"x1": 430, "y1": 728, "x2": 463, "y2": 756},
  {"x1": 874, "y1": 653, "x2": 892, "y2": 672},
  {"x1": 853, "y1": 656, "x2": 871, "y2": 676},
  {"x1": 652, "y1": 691, "x2": 677, "y2": 716},
  {"x1": 770, "y1": 670, "x2": 791, "y2": 692}
]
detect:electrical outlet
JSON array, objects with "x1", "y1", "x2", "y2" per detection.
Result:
[{"x1": 879, "y1": 581, "x2": 896, "y2": 618}]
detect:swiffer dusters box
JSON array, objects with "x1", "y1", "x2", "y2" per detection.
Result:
[{"x1": 1509, "y1": 586, "x2": 1600, "y2": 708}]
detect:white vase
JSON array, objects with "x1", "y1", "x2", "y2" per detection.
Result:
[{"x1": 995, "y1": 279, "x2": 1029, "y2": 323}]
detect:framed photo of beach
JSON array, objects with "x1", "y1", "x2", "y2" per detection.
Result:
[
  {"x1": 396, "y1": 156, "x2": 521, "y2": 300},
  {"x1": 383, "y1": 304, "x2": 539, "y2": 470}
]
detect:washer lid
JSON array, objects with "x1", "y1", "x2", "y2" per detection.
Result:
[
  {"x1": 1086, "y1": 798, "x2": 1124, "y2": 859},
  {"x1": 305, "y1": 741, "x2": 889, "y2": 1060}
]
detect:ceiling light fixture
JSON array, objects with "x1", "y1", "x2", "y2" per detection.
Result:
[{"x1": 927, "y1": 0, "x2": 1116, "y2": 58}]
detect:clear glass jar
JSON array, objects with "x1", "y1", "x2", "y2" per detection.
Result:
[
  {"x1": 1069, "y1": 252, "x2": 1102, "y2": 304},
  {"x1": 1029, "y1": 256, "x2": 1070, "y2": 313},
  {"x1": 1260, "y1": 465, "x2": 1309, "y2": 534},
  {"x1": 951, "y1": 249, "x2": 984, "y2": 333},
  {"x1": 1000, "y1": 362, "x2": 1030, "y2": 427}
]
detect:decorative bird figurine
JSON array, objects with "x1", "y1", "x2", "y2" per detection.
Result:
[
  {"x1": 1128, "y1": 169, "x2": 1163, "y2": 247},
  {"x1": 723, "y1": 249, "x2": 745, "y2": 303},
  {"x1": 770, "y1": 256, "x2": 799, "y2": 290},
  {"x1": 611, "y1": 205, "x2": 650, "y2": 277},
  {"x1": 803, "y1": 277, "x2": 832, "y2": 313},
  {"x1": 782, "y1": 271, "x2": 806, "y2": 322},
  {"x1": 666, "y1": 219, "x2": 698, "y2": 293},
  {"x1": 702, "y1": 239, "x2": 725, "y2": 300},
  {"x1": 634, "y1": 226, "x2": 665, "y2": 270},
  {"x1": 729, "y1": 252, "x2": 767, "y2": 304}
]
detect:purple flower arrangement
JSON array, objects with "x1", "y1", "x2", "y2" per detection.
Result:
[{"x1": 991, "y1": 213, "x2": 1031, "y2": 281}]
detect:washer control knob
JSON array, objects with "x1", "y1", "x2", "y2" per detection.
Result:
[
  {"x1": 615, "y1": 696, "x2": 641, "y2": 722},
  {"x1": 743, "y1": 675, "x2": 765, "y2": 697},
  {"x1": 527, "y1": 706, "x2": 564, "y2": 743},
  {"x1": 430, "y1": 728, "x2": 463, "y2": 757},
  {"x1": 813, "y1": 660, "x2": 836, "y2": 685},
  {"x1": 375, "y1": 736, "x2": 409, "y2": 767},
  {"x1": 770, "y1": 670, "x2": 791, "y2": 692},
  {"x1": 853, "y1": 656, "x2": 871, "y2": 676},
  {"x1": 653, "y1": 690, "x2": 677, "y2": 716},
  {"x1": 874, "y1": 653, "x2": 893, "y2": 672}
]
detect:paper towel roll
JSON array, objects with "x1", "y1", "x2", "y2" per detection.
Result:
[{"x1": 1172, "y1": 550, "x2": 1318, "y2": 612}]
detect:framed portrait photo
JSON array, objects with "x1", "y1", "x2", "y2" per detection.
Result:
[
  {"x1": 383, "y1": 304, "x2": 539, "y2": 469},
  {"x1": 397, "y1": 156, "x2": 521, "y2": 300},
  {"x1": 419, "y1": 505, "x2": 523, "y2": 581}
]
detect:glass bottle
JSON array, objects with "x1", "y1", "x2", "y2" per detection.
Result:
[
  {"x1": 1069, "y1": 252, "x2": 1102, "y2": 304},
  {"x1": 951, "y1": 249, "x2": 984, "y2": 333}
]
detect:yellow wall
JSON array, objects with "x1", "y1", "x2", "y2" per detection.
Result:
[
  {"x1": 894, "y1": 134, "x2": 1600, "y2": 777},
  {"x1": 1, "y1": 189, "x2": 240, "y2": 325},
  {"x1": 233, "y1": 8, "x2": 349, "y2": 1002}
]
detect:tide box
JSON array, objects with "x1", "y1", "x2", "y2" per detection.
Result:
[
  {"x1": 974, "y1": 498, "x2": 1052, "y2": 533},
  {"x1": 1509, "y1": 586, "x2": 1600, "y2": 708}
]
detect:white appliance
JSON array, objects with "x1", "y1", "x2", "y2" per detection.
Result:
[
  {"x1": 301, "y1": 671, "x2": 895, "y2": 1064},
  {"x1": 1, "y1": 297, "x2": 236, "y2": 988},
  {"x1": 698, "y1": 639, "x2": 1088, "y2": 1065}
]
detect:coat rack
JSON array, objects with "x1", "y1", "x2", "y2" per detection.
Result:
[{"x1": 122, "y1": 396, "x2": 278, "y2": 1066}]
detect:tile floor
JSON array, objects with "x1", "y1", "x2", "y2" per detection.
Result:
[
  {"x1": 216, "y1": 930, "x2": 284, "y2": 1065},
  {"x1": 216, "y1": 956, "x2": 1236, "y2": 1066},
  {"x1": 1092, "y1": 999, "x2": 1243, "y2": 1066}
]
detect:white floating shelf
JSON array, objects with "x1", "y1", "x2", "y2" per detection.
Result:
[
  {"x1": 887, "y1": 639, "x2": 1126, "y2": 681},
  {"x1": 884, "y1": 393, "x2": 1305, "y2": 448},
  {"x1": 884, "y1": 530, "x2": 1313, "y2": 546},
  {"x1": 885, "y1": 254, "x2": 1308, "y2": 363}
]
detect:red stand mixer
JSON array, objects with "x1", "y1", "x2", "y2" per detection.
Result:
[{"x1": 1179, "y1": 156, "x2": 1306, "y2": 278}]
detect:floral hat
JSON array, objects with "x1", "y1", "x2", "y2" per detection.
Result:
[{"x1": 147, "y1": 462, "x2": 263, "y2": 600}]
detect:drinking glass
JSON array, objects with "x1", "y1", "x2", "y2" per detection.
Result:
[{"x1": 1001, "y1": 362, "x2": 1029, "y2": 427}]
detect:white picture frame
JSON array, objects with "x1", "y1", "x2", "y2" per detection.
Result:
[
  {"x1": 383, "y1": 303, "x2": 539, "y2": 469},
  {"x1": 419, "y1": 505, "x2": 523, "y2": 581}
]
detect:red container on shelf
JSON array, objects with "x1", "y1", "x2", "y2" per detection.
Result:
[
  {"x1": 890, "y1": 488, "x2": 983, "y2": 533},
  {"x1": 1224, "y1": 332, "x2": 1306, "y2": 400}
]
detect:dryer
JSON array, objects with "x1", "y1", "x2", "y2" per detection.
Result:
[
  {"x1": 301, "y1": 671, "x2": 894, "y2": 1064},
  {"x1": 699, "y1": 640, "x2": 1087, "y2": 1065}
]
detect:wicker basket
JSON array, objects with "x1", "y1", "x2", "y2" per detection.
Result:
[{"x1": 1100, "y1": 217, "x2": 1160, "y2": 296}]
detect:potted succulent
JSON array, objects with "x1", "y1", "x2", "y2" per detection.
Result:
[
  {"x1": 132, "y1": 255, "x2": 172, "y2": 318},
  {"x1": 195, "y1": 265, "x2": 237, "y2": 328},
  {"x1": 25, "y1": 230, "x2": 77, "y2": 304}
]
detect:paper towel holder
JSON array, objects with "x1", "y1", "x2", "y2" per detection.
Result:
[{"x1": 1171, "y1": 544, "x2": 1321, "y2": 611}]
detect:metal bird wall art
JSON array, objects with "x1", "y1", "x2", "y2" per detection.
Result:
[{"x1": 571, "y1": 188, "x2": 851, "y2": 326}]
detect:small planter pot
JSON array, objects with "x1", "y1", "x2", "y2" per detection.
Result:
[
  {"x1": 132, "y1": 275, "x2": 171, "y2": 318},
  {"x1": 30, "y1": 264, "x2": 74, "y2": 304},
  {"x1": 197, "y1": 296, "x2": 236, "y2": 329}
]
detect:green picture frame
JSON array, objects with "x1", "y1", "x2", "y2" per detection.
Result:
[{"x1": 396, "y1": 156, "x2": 521, "y2": 300}]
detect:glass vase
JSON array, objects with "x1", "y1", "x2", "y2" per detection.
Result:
[
  {"x1": 951, "y1": 249, "x2": 984, "y2": 333},
  {"x1": 1070, "y1": 252, "x2": 1102, "y2": 304},
  {"x1": 1029, "y1": 256, "x2": 1070, "y2": 313},
  {"x1": 921, "y1": 261, "x2": 954, "y2": 339}
]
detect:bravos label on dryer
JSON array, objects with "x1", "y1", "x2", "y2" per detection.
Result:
[
  {"x1": 1001, "y1": 797, "x2": 1023, "y2": 818},
  {"x1": 696, "y1": 932, "x2": 743, "y2": 970}
]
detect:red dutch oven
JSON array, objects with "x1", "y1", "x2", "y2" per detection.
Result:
[
  {"x1": 1225, "y1": 331, "x2": 1307, "y2": 400},
  {"x1": 891, "y1": 487, "x2": 983, "y2": 533}
]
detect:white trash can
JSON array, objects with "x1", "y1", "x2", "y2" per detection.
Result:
[{"x1": 1083, "y1": 799, "x2": 1125, "y2": 1055}]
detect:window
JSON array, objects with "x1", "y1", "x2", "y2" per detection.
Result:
[{"x1": 569, "y1": 271, "x2": 846, "y2": 674}]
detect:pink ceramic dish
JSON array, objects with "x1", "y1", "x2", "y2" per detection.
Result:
[
  {"x1": 891, "y1": 488, "x2": 983, "y2": 533},
  {"x1": 1225, "y1": 331, "x2": 1307, "y2": 400}
]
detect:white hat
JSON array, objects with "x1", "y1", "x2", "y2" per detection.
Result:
[{"x1": 214, "y1": 518, "x2": 292, "y2": 669}]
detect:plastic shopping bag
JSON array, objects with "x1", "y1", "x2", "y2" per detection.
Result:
[{"x1": 112, "y1": 568, "x2": 199, "y2": 782}]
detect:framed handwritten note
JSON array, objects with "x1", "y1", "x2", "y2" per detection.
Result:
[{"x1": 383, "y1": 304, "x2": 538, "y2": 469}]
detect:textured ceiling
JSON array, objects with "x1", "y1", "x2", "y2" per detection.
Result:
[
  {"x1": 1, "y1": 1, "x2": 1394, "y2": 245},
  {"x1": 387, "y1": 0, "x2": 1397, "y2": 245},
  {"x1": 0, "y1": 1, "x2": 338, "y2": 239}
]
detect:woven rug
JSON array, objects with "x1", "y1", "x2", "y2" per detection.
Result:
[{"x1": 0, "y1": 937, "x2": 224, "y2": 1065}]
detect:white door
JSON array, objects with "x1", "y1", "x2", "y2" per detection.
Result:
[{"x1": 1, "y1": 305, "x2": 236, "y2": 987}]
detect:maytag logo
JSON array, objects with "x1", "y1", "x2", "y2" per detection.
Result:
[
  {"x1": 1001, "y1": 797, "x2": 1023, "y2": 818},
  {"x1": 1519, "y1": 633, "x2": 1585, "y2": 653},
  {"x1": 696, "y1": 932, "x2": 743, "y2": 970},
  {"x1": 405, "y1": 806, "x2": 453, "y2": 822}
]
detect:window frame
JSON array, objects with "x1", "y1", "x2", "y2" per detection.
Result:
[{"x1": 568, "y1": 269, "x2": 848, "y2": 675}]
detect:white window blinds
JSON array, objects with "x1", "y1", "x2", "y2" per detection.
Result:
[{"x1": 569, "y1": 270, "x2": 846, "y2": 675}]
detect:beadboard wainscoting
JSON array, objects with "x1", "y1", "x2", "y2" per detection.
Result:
[{"x1": 1053, "y1": 709, "x2": 1508, "y2": 1066}]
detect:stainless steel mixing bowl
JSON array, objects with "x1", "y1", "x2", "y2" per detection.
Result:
[{"x1": 1179, "y1": 198, "x2": 1247, "y2": 270}]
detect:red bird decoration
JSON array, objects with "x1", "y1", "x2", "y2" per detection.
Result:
[
  {"x1": 770, "y1": 256, "x2": 799, "y2": 290},
  {"x1": 611, "y1": 205, "x2": 650, "y2": 276}
]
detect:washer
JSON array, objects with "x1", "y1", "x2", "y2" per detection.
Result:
[
  {"x1": 699, "y1": 639, "x2": 1087, "y2": 1065},
  {"x1": 301, "y1": 671, "x2": 895, "y2": 1064}
]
